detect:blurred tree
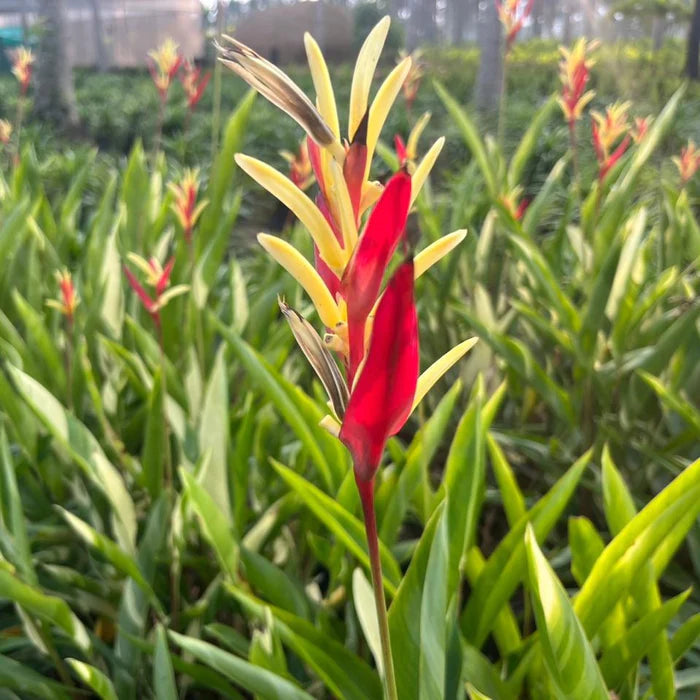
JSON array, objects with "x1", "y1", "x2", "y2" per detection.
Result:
[
  {"x1": 448, "y1": 0, "x2": 468, "y2": 44},
  {"x1": 612, "y1": 0, "x2": 693, "y2": 50},
  {"x1": 35, "y1": 0, "x2": 79, "y2": 130},
  {"x1": 407, "y1": 0, "x2": 438, "y2": 49},
  {"x1": 475, "y1": 0, "x2": 503, "y2": 117},
  {"x1": 88, "y1": 0, "x2": 110, "y2": 72},
  {"x1": 688, "y1": 0, "x2": 700, "y2": 77}
]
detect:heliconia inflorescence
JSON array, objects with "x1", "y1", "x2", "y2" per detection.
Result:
[
  {"x1": 280, "y1": 141, "x2": 314, "y2": 191},
  {"x1": 398, "y1": 49, "x2": 424, "y2": 112},
  {"x1": 673, "y1": 140, "x2": 700, "y2": 186},
  {"x1": 148, "y1": 38, "x2": 182, "y2": 103},
  {"x1": 630, "y1": 116, "x2": 651, "y2": 145},
  {"x1": 180, "y1": 59, "x2": 211, "y2": 111},
  {"x1": 496, "y1": 0, "x2": 534, "y2": 52},
  {"x1": 591, "y1": 101, "x2": 631, "y2": 182},
  {"x1": 46, "y1": 270, "x2": 79, "y2": 321},
  {"x1": 10, "y1": 47, "x2": 33, "y2": 95},
  {"x1": 0, "y1": 119, "x2": 12, "y2": 146},
  {"x1": 169, "y1": 169, "x2": 208, "y2": 245},
  {"x1": 123, "y1": 254, "x2": 189, "y2": 325},
  {"x1": 557, "y1": 38, "x2": 598, "y2": 128},
  {"x1": 217, "y1": 17, "x2": 476, "y2": 485}
]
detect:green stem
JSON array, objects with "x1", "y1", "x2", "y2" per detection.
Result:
[
  {"x1": 210, "y1": 1, "x2": 225, "y2": 159},
  {"x1": 357, "y1": 477, "x2": 398, "y2": 700},
  {"x1": 497, "y1": 54, "x2": 508, "y2": 148}
]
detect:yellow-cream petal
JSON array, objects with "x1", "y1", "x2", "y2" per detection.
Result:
[
  {"x1": 412, "y1": 338, "x2": 479, "y2": 411},
  {"x1": 319, "y1": 414, "x2": 341, "y2": 437},
  {"x1": 126, "y1": 252, "x2": 156, "y2": 279},
  {"x1": 407, "y1": 111, "x2": 431, "y2": 161},
  {"x1": 328, "y1": 158, "x2": 358, "y2": 252},
  {"x1": 410, "y1": 137, "x2": 445, "y2": 206},
  {"x1": 359, "y1": 181, "x2": 384, "y2": 216},
  {"x1": 304, "y1": 33, "x2": 340, "y2": 139},
  {"x1": 257, "y1": 234, "x2": 341, "y2": 328},
  {"x1": 236, "y1": 154, "x2": 345, "y2": 271},
  {"x1": 365, "y1": 56, "x2": 412, "y2": 178},
  {"x1": 349, "y1": 16, "x2": 391, "y2": 141},
  {"x1": 414, "y1": 229, "x2": 467, "y2": 279}
]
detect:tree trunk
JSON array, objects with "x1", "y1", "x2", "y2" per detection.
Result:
[
  {"x1": 652, "y1": 16, "x2": 665, "y2": 52},
  {"x1": 20, "y1": 6, "x2": 29, "y2": 42},
  {"x1": 475, "y1": 0, "x2": 503, "y2": 119},
  {"x1": 531, "y1": 0, "x2": 544, "y2": 39},
  {"x1": 88, "y1": 0, "x2": 110, "y2": 72},
  {"x1": 35, "y1": 0, "x2": 80, "y2": 130},
  {"x1": 450, "y1": 0, "x2": 467, "y2": 44},
  {"x1": 408, "y1": 0, "x2": 438, "y2": 50},
  {"x1": 687, "y1": 0, "x2": 700, "y2": 79},
  {"x1": 563, "y1": 0, "x2": 572, "y2": 43}
]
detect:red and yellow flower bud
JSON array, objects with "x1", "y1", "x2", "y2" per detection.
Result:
[
  {"x1": 558, "y1": 39, "x2": 598, "y2": 127},
  {"x1": 673, "y1": 140, "x2": 700, "y2": 185},
  {"x1": 180, "y1": 59, "x2": 211, "y2": 111},
  {"x1": 496, "y1": 0, "x2": 534, "y2": 52},
  {"x1": 169, "y1": 169, "x2": 208, "y2": 245},
  {"x1": 46, "y1": 270, "x2": 79, "y2": 320},
  {"x1": 10, "y1": 47, "x2": 33, "y2": 95},
  {"x1": 591, "y1": 102, "x2": 631, "y2": 182},
  {"x1": 148, "y1": 38, "x2": 182, "y2": 102}
]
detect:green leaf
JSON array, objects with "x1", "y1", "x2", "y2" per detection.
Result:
[
  {"x1": 154, "y1": 625, "x2": 178, "y2": 700},
  {"x1": 271, "y1": 460, "x2": 401, "y2": 593},
  {"x1": 487, "y1": 434, "x2": 525, "y2": 527},
  {"x1": 463, "y1": 450, "x2": 591, "y2": 647},
  {"x1": 388, "y1": 503, "x2": 442, "y2": 700},
  {"x1": 638, "y1": 371, "x2": 700, "y2": 434},
  {"x1": 575, "y1": 458, "x2": 700, "y2": 643},
  {"x1": 598, "y1": 590, "x2": 690, "y2": 689},
  {"x1": 199, "y1": 90, "x2": 256, "y2": 246},
  {"x1": 434, "y1": 81, "x2": 497, "y2": 196},
  {"x1": 56, "y1": 507, "x2": 162, "y2": 614},
  {"x1": 216, "y1": 319, "x2": 336, "y2": 490},
  {"x1": 0, "y1": 654, "x2": 71, "y2": 700},
  {"x1": 228, "y1": 587, "x2": 382, "y2": 700},
  {"x1": 142, "y1": 368, "x2": 166, "y2": 499},
  {"x1": 670, "y1": 612, "x2": 700, "y2": 662},
  {"x1": 170, "y1": 630, "x2": 313, "y2": 699},
  {"x1": 198, "y1": 347, "x2": 231, "y2": 519},
  {"x1": 352, "y1": 568, "x2": 384, "y2": 678},
  {"x1": 67, "y1": 659, "x2": 118, "y2": 700},
  {"x1": 525, "y1": 525, "x2": 609, "y2": 700},
  {"x1": 0, "y1": 566, "x2": 90, "y2": 653},
  {"x1": 6, "y1": 364, "x2": 137, "y2": 551},
  {"x1": 181, "y1": 467, "x2": 238, "y2": 580},
  {"x1": 419, "y1": 506, "x2": 450, "y2": 700},
  {"x1": 508, "y1": 95, "x2": 557, "y2": 188}
]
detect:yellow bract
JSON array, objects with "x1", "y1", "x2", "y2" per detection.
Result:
[
  {"x1": 349, "y1": 16, "x2": 390, "y2": 140},
  {"x1": 235, "y1": 154, "x2": 346, "y2": 271},
  {"x1": 414, "y1": 230, "x2": 468, "y2": 280},
  {"x1": 257, "y1": 234, "x2": 342, "y2": 329},
  {"x1": 304, "y1": 33, "x2": 340, "y2": 140}
]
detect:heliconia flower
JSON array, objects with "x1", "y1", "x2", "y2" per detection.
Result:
[
  {"x1": 557, "y1": 39, "x2": 598, "y2": 127},
  {"x1": 9, "y1": 47, "x2": 33, "y2": 95},
  {"x1": 591, "y1": 102, "x2": 631, "y2": 182},
  {"x1": 280, "y1": 140, "x2": 314, "y2": 191},
  {"x1": 180, "y1": 59, "x2": 211, "y2": 111},
  {"x1": 0, "y1": 119, "x2": 12, "y2": 145},
  {"x1": 168, "y1": 169, "x2": 208, "y2": 245},
  {"x1": 220, "y1": 17, "x2": 477, "y2": 485},
  {"x1": 630, "y1": 116, "x2": 651, "y2": 144},
  {"x1": 499, "y1": 186, "x2": 529, "y2": 221},
  {"x1": 395, "y1": 112, "x2": 431, "y2": 171},
  {"x1": 123, "y1": 253, "x2": 189, "y2": 322},
  {"x1": 496, "y1": 0, "x2": 534, "y2": 51},
  {"x1": 672, "y1": 140, "x2": 700, "y2": 185},
  {"x1": 46, "y1": 269, "x2": 79, "y2": 320},
  {"x1": 398, "y1": 49, "x2": 424, "y2": 111},
  {"x1": 148, "y1": 38, "x2": 182, "y2": 102}
]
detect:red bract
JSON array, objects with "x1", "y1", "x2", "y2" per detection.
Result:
[
  {"x1": 339, "y1": 260, "x2": 419, "y2": 482},
  {"x1": 341, "y1": 171, "x2": 412, "y2": 376},
  {"x1": 394, "y1": 135, "x2": 408, "y2": 167},
  {"x1": 124, "y1": 266, "x2": 158, "y2": 316},
  {"x1": 181, "y1": 60, "x2": 211, "y2": 110},
  {"x1": 496, "y1": 0, "x2": 534, "y2": 51}
]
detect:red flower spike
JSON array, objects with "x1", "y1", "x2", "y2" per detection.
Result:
[
  {"x1": 124, "y1": 266, "x2": 157, "y2": 315},
  {"x1": 394, "y1": 135, "x2": 408, "y2": 167},
  {"x1": 343, "y1": 112, "x2": 369, "y2": 221},
  {"x1": 157, "y1": 257, "x2": 176, "y2": 296},
  {"x1": 600, "y1": 135, "x2": 630, "y2": 181},
  {"x1": 341, "y1": 170, "x2": 412, "y2": 374},
  {"x1": 340, "y1": 260, "x2": 419, "y2": 482},
  {"x1": 307, "y1": 137, "x2": 327, "y2": 197}
]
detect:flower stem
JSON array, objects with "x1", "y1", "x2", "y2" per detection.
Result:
[
  {"x1": 357, "y1": 477, "x2": 398, "y2": 700},
  {"x1": 497, "y1": 55, "x2": 508, "y2": 148}
]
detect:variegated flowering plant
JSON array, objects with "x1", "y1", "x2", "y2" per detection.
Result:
[{"x1": 217, "y1": 16, "x2": 475, "y2": 697}]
